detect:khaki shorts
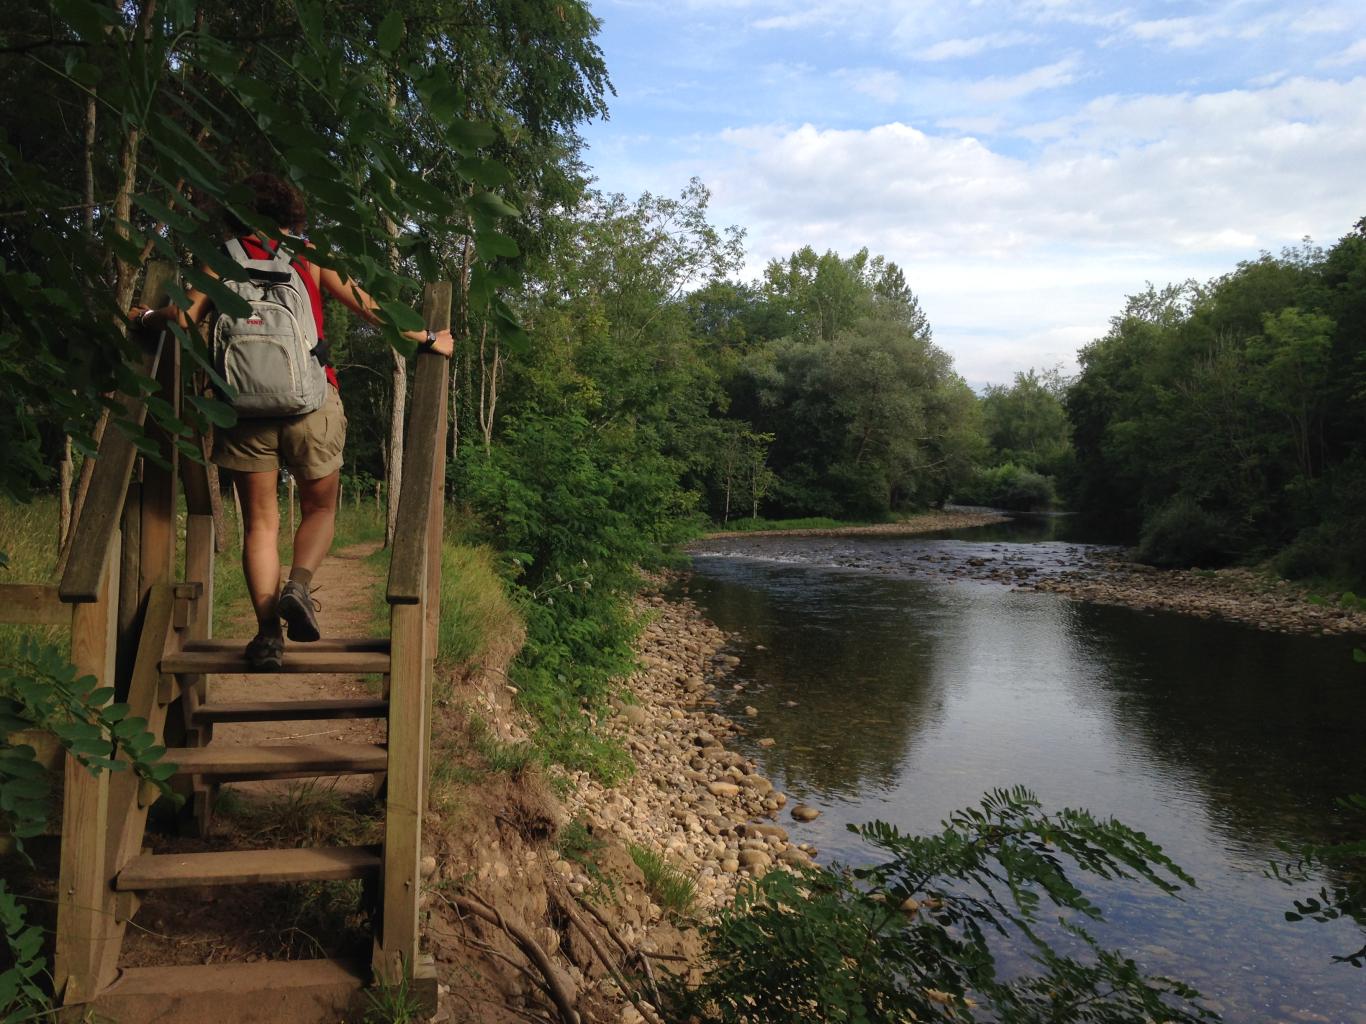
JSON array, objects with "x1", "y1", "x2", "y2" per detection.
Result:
[{"x1": 212, "y1": 386, "x2": 347, "y2": 480}]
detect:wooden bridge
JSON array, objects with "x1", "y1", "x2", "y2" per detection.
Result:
[{"x1": 1, "y1": 265, "x2": 452, "y2": 1021}]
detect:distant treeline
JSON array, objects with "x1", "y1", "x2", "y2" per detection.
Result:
[{"x1": 1065, "y1": 222, "x2": 1366, "y2": 582}]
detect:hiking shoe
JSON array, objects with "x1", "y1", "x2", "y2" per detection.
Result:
[
  {"x1": 244, "y1": 633, "x2": 284, "y2": 671},
  {"x1": 278, "y1": 580, "x2": 322, "y2": 642}
]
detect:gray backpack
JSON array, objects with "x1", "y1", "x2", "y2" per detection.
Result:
[{"x1": 212, "y1": 238, "x2": 328, "y2": 418}]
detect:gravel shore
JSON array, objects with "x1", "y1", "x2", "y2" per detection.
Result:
[
  {"x1": 561, "y1": 587, "x2": 816, "y2": 914},
  {"x1": 701, "y1": 509, "x2": 1008, "y2": 540},
  {"x1": 1023, "y1": 550, "x2": 1366, "y2": 638}
]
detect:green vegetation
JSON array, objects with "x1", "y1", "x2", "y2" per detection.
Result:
[
  {"x1": 3, "y1": 0, "x2": 1363, "y2": 1015},
  {"x1": 627, "y1": 844, "x2": 696, "y2": 917},
  {"x1": 672, "y1": 788, "x2": 1215, "y2": 1024},
  {"x1": 1065, "y1": 227, "x2": 1366, "y2": 582}
]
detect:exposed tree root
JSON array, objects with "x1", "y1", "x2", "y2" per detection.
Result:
[
  {"x1": 439, "y1": 889, "x2": 581, "y2": 1024},
  {"x1": 548, "y1": 884, "x2": 667, "y2": 1024}
]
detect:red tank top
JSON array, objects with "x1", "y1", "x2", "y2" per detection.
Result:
[{"x1": 237, "y1": 236, "x2": 339, "y2": 391}]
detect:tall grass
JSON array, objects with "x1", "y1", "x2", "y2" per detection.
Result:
[
  {"x1": 0, "y1": 498, "x2": 65, "y2": 655},
  {"x1": 435, "y1": 538, "x2": 522, "y2": 671},
  {"x1": 0, "y1": 496, "x2": 60, "y2": 581},
  {"x1": 628, "y1": 844, "x2": 696, "y2": 917}
]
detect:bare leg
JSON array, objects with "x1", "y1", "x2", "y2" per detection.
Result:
[
  {"x1": 291, "y1": 469, "x2": 340, "y2": 574},
  {"x1": 234, "y1": 469, "x2": 283, "y2": 638}
]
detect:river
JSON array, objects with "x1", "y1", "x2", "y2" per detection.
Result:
[{"x1": 681, "y1": 518, "x2": 1366, "y2": 1023}]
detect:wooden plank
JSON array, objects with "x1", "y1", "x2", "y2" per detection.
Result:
[
  {"x1": 180, "y1": 450, "x2": 213, "y2": 517},
  {"x1": 116, "y1": 482, "x2": 143, "y2": 696},
  {"x1": 98, "y1": 584, "x2": 177, "y2": 985},
  {"x1": 183, "y1": 636, "x2": 390, "y2": 654},
  {"x1": 54, "y1": 538, "x2": 119, "y2": 1005},
  {"x1": 191, "y1": 698, "x2": 389, "y2": 724},
  {"x1": 138, "y1": 332, "x2": 179, "y2": 603},
  {"x1": 184, "y1": 515, "x2": 214, "y2": 640},
  {"x1": 59, "y1": 342, "x2": 161, "y2": 604},
  {"x1": 166, "y1": 742, "x2": 388, "y2": 777},
  {"x1": 0, "y1": 584, "x2": 67, "y2": 626},
  {"x1": 116, "y1": 846, "x2": 381, "y2": 890},
  {"x1": 88, "y1": 958, "x2": 368, "y2": 1024},
  {"x1": 161, "y1": 649, "x2": 391, "y2": 675},
  {"x1": 387, "y1": 283, "x2": 452, "y2": 605},
  {"x1": 374, "y1": 601, "x2": 427, "y2": 984}
]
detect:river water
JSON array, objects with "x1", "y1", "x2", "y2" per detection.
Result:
[{"x1": 681, "y1": 519, "x2": 1366, "y2": 1023}]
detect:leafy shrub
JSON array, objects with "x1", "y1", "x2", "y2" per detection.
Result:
[
  {"x1": 672, "y1": 788, "x2": 1214, "y2": 1024},
  {"x1": 456, "y1": 409, "x2": 693, "y2": 780},
  {"x1": 1137, "y1": 495, "x2": 1229, "y2": 568},
  {"x1": 954, "y1": 463, "x2": 1056, "y2": 512}
]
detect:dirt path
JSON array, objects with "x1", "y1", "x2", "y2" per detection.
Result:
[{"x1": 211, "y1": 540, "x2": 387, "y2": 799}]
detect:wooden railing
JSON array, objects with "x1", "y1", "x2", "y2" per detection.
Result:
[
  {"x1": 0, "y1": 264, "x2": 450, "y2": 1012},
  {"x1": 376, "y1": 282, "x2": 451, "y2": 985}
]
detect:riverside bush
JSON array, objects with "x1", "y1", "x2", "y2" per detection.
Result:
[
  {"x1": 1137, "y1": 496, "x2": 1230, "y2": 568},
  {"x1": 954, "y1": 463, "x2": 1056, "y2": 512},
  {"x1": 673, "y1": 788, "x2": 1215, "y2": 1024}
]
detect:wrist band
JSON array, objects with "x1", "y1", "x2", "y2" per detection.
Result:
[
  {"x1": 139, "y1": 308, "x2": 155, "y2": 327},
  {"x1": 418, "y1": 329, "x2": 437, "y2": 351}
]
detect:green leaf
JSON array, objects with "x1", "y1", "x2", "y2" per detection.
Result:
[
  {"x1": 448, "y1": 118, "x2": 497, "y2": 151},
  {"x1": 470, "y1": 192, "x2": 521, "y2": 219},
  {"x1": 378, "y1": 299, "x2": 424, "y2": 333},
  {"x1": 187, "y1": 394, "x2": 237, "y2": 429},
  {"x1": 475, "y1": 232, "x2": 520, "y2": 259},
  {"x1": 1354, "y1": 648, "x2": 1366, "y2": 664},
  {"x1": 377, "y1": 12, "x2": 405, "y2": 55}
]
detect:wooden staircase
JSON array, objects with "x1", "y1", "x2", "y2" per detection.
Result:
[{"x1": 0, "y1": 270, "x2": 455, "y2": 1022}]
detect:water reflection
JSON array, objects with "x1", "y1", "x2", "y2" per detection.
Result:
[
  {"x1": 681, "y1": 532, "x2": 1366, "y2": 1023},
  {"x1": 684, "y1": 565, "x2": 950, "y2": 796}
]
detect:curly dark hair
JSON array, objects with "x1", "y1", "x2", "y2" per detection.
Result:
[{"x1": 223, "y1": 172, "x2": 306, "y2": 234}]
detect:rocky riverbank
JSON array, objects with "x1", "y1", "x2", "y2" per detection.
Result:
[
  {"x1": 561, "y1": 585, "x2": 817, "y2": 914},
  {"x1": 1021, "y1": 549, "x2": 1366, "y2": 637},
  {"x1": 702, "y1": 508, "x2": 1008, "y2": 540}
]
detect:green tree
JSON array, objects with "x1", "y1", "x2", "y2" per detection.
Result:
[{"x1": 979, "y1": 368, "x2": 1071, "y2": 475}]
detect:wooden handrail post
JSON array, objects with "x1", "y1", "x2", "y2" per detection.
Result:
[
  {"x1": 375, "y1": 283, "x2": 450, "y2": 990},
  {"x1": 54, "y1": 535, "x2": 121, "y2": 1005}
]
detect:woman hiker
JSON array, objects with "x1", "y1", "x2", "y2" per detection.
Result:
[{"x1": 129, "y1": 172, "x2": 453, "y2": 669}]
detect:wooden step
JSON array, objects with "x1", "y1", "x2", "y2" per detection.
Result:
[
  {"x1": 116, "y1": 846, "x2": 381, "y2": 890},
  {"x1": 90, "y1": 958, "x2": 371, "y2": 1024},
  {"x1": 184, "y1": 636, "x2": 390, "y2": 654},
  {"x1": 167, "y1": 742, "x2": 388, "y2": 778},
  {"x1": 191, "y1": 698, "x2": 389, "y2": 724},
  {"x1": 162, "y1": 649, "x2": 390, "y2": 675}
]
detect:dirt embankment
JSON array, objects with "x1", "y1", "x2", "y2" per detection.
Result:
[
  {"x1": 701, "y1": 508, "x2": 1008, "y2": 540},
  {"x1": 1022, "y1": 550, "x2": 1366, "y2": 638}
]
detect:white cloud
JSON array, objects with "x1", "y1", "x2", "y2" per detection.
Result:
[
  {"x1": 684, "y1": 76, "x2": 1366, "y2": 382},
  {"x1": 916, "y1": 31, "x2": 1040, "y2": 61},
  {"x1": 1321, "y1": 38, "x2": 1366, "y2": 67},
  {"x1": 834, "y1": 67, "x2": 906, "y2": 103},
  {"x1": 965, "y1": 57, "x2": 1080, "y2": 103}
]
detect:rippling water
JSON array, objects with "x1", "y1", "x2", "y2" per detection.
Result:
[{"x1": 681, "y1": 520, "x2": 1366, "y2": 1023}]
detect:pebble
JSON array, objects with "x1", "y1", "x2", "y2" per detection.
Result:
[{"x1": 791, "y1": 804, "x2": 820, "y2": 822}]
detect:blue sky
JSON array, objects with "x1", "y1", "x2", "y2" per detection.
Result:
[{"x1": 578, "y1": 0, "x2": 1366, "y2": 387}]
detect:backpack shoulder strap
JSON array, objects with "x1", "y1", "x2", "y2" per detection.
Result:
[{"x1": 227, "y1": 236, "x2": 295, "y2": 284}]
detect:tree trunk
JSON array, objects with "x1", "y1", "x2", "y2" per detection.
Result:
[
  {"x1": 112, "y1": 0, "x2": 158, "y2": 313},
  {"x1": 452, "y1": 231, "x2": 474, "y2": 464}
]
